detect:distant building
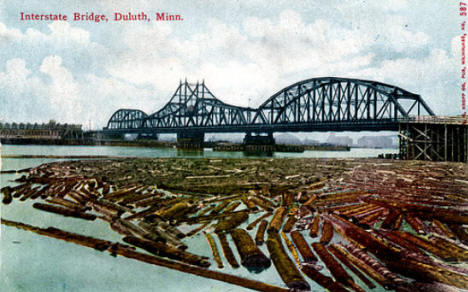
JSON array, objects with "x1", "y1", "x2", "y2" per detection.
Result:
[
  {"x1": 357, "y1": 136, "x2": 395, "y2": 148},
  {"x1": 326, "y1": 133, "x2": 353, "y2": 146}
]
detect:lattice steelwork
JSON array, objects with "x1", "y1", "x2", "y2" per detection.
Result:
[
  {"x1": 104, "y1": 77, "x2": 435, "y2": 133},
  {"x1": 253, "y1": 77, "x2": 434, "y2": 125},
  {"x1": 107, "y1": 109, "x2": 148, "y2": 130},
  {"x1": 144, "y1": 81, "x2": 256, "y2": 128}
]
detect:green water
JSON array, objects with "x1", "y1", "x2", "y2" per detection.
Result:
[{"x1": 1, "y1": 145, "x2": 393, "y2": 292}]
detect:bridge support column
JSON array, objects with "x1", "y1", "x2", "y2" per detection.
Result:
[
  {"x1": 398, "y1": 120, "x2": 468, "y2": 163},
  {"x1": 177, "y1": 131, "x2": 204, "y2": 149}
]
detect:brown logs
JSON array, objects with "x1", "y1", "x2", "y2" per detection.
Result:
[
  {"x1": 266, "y1": 231, "x2": 310, "y2": 290},
  {"x1": 231, "y1": 228, "x2": 271, "y2": 270},
  {"x1": 290, "y1": 231, "x2": 317, "y2": 262}
]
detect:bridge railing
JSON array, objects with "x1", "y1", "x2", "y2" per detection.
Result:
[{"x1": 399, "y1": 116, "x2": 467, "y2": 125}]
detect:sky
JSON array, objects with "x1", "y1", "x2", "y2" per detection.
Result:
[{"x1": 0, "y1": 0, "x2": 462, "y2": 137}]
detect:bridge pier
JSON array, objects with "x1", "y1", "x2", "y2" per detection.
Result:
[
  {"x1": 399, "y1": 118, "x2": 468, "y2": 163},
  {"x1": 243, "y1": 132, "x2": 276, "y2": 153},
  {"x1": 243, "y1": 132, "x2": 275, "y2": 145},
  {"x1": 137, "y1": 133, "x2": 159, "y2": 140},
  {"x1": 177, "y1": 131, "x2": 204, "y2": 149}
]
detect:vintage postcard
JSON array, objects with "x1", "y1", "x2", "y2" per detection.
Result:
[{"x1": 1, "y1": 1, "x2": 467, "y2": 292}]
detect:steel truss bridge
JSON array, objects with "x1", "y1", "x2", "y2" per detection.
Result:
[{"x1": 103, "y1": 77, "x2": 435, "y2": 136}]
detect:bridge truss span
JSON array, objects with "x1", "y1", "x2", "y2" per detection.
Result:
[
  {"x1": 253, "y1": 77, "x2": 434, "y2": 126},
  {"x1": 104, "y1": 77, "x2": 435, "y2": 134}
]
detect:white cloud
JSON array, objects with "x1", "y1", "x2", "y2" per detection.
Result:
[
  {"x1": 39, "y1": 55, "x2": 82, "y2": 122},
  {"x1": 0, "y1": 20, "x2": 91, "y2": 45},
  {"x1": 350, "y1": 48, "x2": 458, "y2": 114}
]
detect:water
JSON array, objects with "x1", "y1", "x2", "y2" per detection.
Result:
[{"x1": 1, "y1": 145, "x2": 393, "y2": 292}]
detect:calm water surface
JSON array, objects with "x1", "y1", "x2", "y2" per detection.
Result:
[{"x1": 1, "y1": 145, "x2": 394, "y2": 292}]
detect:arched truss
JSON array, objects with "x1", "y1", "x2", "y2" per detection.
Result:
[
  {"x1": 106, "y1": 109, "x2": 148, "y2": 130},
  {"x1": 144, "y1": 81, "x2": 256, "y2": 128},
  {"x1": 252, "y1": 77, "x2": 434, "y2": 125},
  {"x1": 105, "y1": 77, "x2": 435, "y2": 132}
]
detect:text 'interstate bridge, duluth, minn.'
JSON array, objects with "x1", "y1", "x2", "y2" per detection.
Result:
[{"x1": 102, "y1": 77, "x2": 468, "y2": 162}]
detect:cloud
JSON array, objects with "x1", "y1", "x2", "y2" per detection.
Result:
[
  {"x1": 0, "y1": 20, "x2": 91, "y2": 45},
  {"x1": 350, "y1": 48, "x2": 458, "y2": 114},
  {"x1": 0, "y1": 2, "x2": 460, "y2": 127}
]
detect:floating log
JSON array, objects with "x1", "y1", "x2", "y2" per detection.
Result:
[
  {"x1": 2, "y1": 218, "x2": 113, "y2": 251},
  {"x1": 214, "y1": 211, "x2": 249, "y2": 232},
  {"x1": 205, "y1": 232, "x2": 224, "y2": 268},
  {"x1": 302, "y1": 194, "x2": 317, "y2": 207},
  {"x1": 1, "y1": 186, "x2": 12, "y2": 204},
  {"x1": 210, "y1": 200, "x2": 230, "y2": 214},
  {"x1": 334, "y1": 243, "x2": 391, "y2": 288},
  {"x1": 185, "y1": 223, "x2": 210, "y2": 237},
  {"x1": 156, "y1": 201, "x2": 194, "y2": 220},
  {"x1": 123, "y1": 236, "x2": 209, "y2": 267},
  {"x1": 375, "y1": 230, "x2": 423, "y2": 254},
  {"x1": 327, "y1": 214, "x2": 399, "y2": 261},
  {"x1": 116, "y1": 218, "x2": 151, "y2": 239},
  {"x1": 311, "y1": 243, "x2": 364, "y2": 292},
  {"x1": 386, "y1": 251, "x2": 468, "y2": 289},
  {"x1": 319, "y1": 219, "x2": 333, "y2": 244},
  {"x1": 197, "y1": 204, "x2": 215, "y2": 217},
  {"x1": 393, "y1": 231, "x2": 457, "y2": 261},
  {"x1": 281, "y1": 215, "x2": 297, "y2": 233},
  {"x1": 104, "y1": 186, "x2": 139, "y2": 200},
  {"x1": 429, "y1": 236, "x2": 468, "y2": 261},
  {"x1": 309, "y1": 213, "x2": 319, "y2": 237},
  {"x1": 448, "y1": 223, "x2": 468, "y2": 244},
  {"x1": 120, "y1": 193, "x2": 151, "y2": 205},
  {"x1": 290, "y1": 231, "x2": 317, "y2": 262},
  {"x1": 432, "y1": 219, "x2": 456, "y2": 239},
  {"x1": 241, "y1": 197, "x2": 258, "y2": 211},
  {"x1": 301, "y1": 264, "x2": 348, "y2": 292},
  {"x1": 328, "y1": 244, "x2": 376, "y2": 289},
  {"x1": 394, "y1": 213, "x2": 403, "y2": 230},
  {"x1": 138, "y1": 221, "x2": 186, "y2": 249},
  {"x1": 231, "y1": 228, "x2": 271, "y2": 270},
  {"x1": 339, "y1": 203, "x2": 373, "y2": 217},
  {"x1": 268, "y1": 206, "x2": 287, "y2": 233},
  {"x1": 282, "y1": 193, "x2": 294, "y2": 206},
  {"x1": 223, "y1": 201, "x2": 241, "y2": 213},
  {"x1": 134, "y1": 195, "x2": 166, "y2": 208},
  {"x1": 344, "y1": 243, "x2": 406, "y2": 287},
  {"x1": 66, "y1": 190, "x2": 86, "y2": 204},
  {"x1": 102, "y1": 183, "x2": 110, "y2": 195},
  {"x1": 12, "y1": 183, "x2": 30, "y2": 198},
  {"x1": 249, "y1": 196, "x2": 274, "y2": 212},
  {"x1": 19, "y1": 185, "x2": 41, "y2": 201},
  {"x1": 146, "y1": 216, "x2": 185, "y2": 239},
  {"x1": 97, "y1": 198, "x2": 134, "y2": 214},
  {"x1": 217, "y1": 232, "x2": 239, "y2": 268},
  {"x1": 405, "y1": 215, "x2": 425, "y2": 234},
  {"x1": 255, "y1": 220, "x2": 268, "y2": 245},
  {"x1": 182, "y1": 210, "x2": 248, "y2": 224},
  {"x1": 381, "y1": 210, "x2": 400, "y2": 230},
  {"x1": 246, "y1": 212, "x2": 272, "y2": 230},
  {"x1": 266, "y1": 231, "x2": 310, "y2": 290},
  {"x1": 280, "y1": 232, "x2": 301, "y2": 267},
  {"x1": 45, "y1": 197, "x2": 89, "y2": 212},
  {"x1": 124, "y1": 206, "x2": 158, "y2": 221},
  {"x1": 32, "y1": 202, "x2": 96, "y2": 221},
  {"x1": 114, "y1": 239, "x2": 289, "y2": 292}
]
